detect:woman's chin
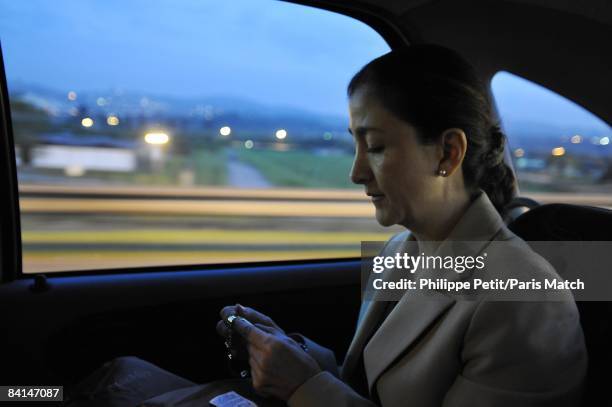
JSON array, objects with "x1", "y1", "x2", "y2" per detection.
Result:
[{"x1": 375, "y1": 210, "x2": 396, "y2": 227}]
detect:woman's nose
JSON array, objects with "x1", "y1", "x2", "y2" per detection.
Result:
[{"x1": 350, "y1": 151, "x2": 372, "y2": 185}]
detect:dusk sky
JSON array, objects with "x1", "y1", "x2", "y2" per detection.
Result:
[{"x1": 0, "y1": 0, "x2": 609, "y2": 132}]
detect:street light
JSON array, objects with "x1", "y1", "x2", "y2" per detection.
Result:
[
  {"x1": 275, "y1": 129, "x2": 287, "y2": 140},
  {"x1": 81, "y1": 117, "x2": 94, "y2": 127},
  {"x1": 570, "y1": 135, "x2": 582, "y2": 144},
  {"x1": 107, "y1": 115, "x2": 120, "y2": 126},
  {"x1": 551, "y1": 147, "x2": 565, "y2": 157},
  {"x1": 220, "y1": 126, "x2": 231, "y2": 136},
  {"x1": 144, "y1": 132, "x2": 170, "y2": 145},
  {"x1": 144, "y1": 132, "x2": 170, "y2": 173}
]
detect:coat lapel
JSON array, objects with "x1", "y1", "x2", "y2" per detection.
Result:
[
  {"x1": 341, "y1": 299, "x2": 388, "y2": 383},
  {"x1": 345, "y1": 191, "x2": 507, "y2": 394},
  {"x1": 364, "y1": 291, "x2": 455, "y2": 393},
  {"x1": 342, "y1": 234, "x2": 413, "y2": 382}
]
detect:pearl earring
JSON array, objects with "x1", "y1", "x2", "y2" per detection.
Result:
[{"x1": 438, "y1": 169, "x2": 447, "y2": 177}]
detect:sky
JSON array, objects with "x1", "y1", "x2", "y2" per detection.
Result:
[
  {"x1": 0, "y1": 0, "x2": 387, "y2": 117},
  {"x1": 0, "y1": 0, "x2": 609, "y2": 133}
]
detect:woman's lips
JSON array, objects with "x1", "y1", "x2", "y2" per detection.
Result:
[{"x1": 370, "y1": 194, "x2": 385, "y2": 202}]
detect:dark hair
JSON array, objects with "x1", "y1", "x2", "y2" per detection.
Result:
[{"x1": 347, "y1": 44, "x2": 515, "y2": 213}]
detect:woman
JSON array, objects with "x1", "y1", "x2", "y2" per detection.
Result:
[
  {"x1": 212, "y1": 45, "x2": 587, "y2": 407},
  {"x1": 68, "y1": 45, "x2": 587, "y2": 407}
]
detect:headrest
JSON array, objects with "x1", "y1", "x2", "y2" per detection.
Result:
[{"x1": 508, "y1": 203, "x2": 612, "y2": 241}]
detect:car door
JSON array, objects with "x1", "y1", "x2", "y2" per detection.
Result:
[
  {"x1": 1, "y1": 0, "x2": 610, "y2": 404},
  {"x1": 0, "y1": 0, "x2": 400, "y2": 391}
]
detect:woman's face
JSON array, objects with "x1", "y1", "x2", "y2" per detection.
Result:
[{"x1": 348, "y1": 87, "x2": 442, "y2": 230}]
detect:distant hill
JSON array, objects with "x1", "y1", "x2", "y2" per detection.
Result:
[
  {"x1": 8, "y1": 81, "x2": 610, "y2": 148},
  {"x1": 8, "y1": 81, "x2": 348, "y2": 136}
]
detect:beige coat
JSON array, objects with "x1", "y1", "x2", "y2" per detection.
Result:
[{"x1": 289, "y1": 192, "x2": 587, "y2": 407}]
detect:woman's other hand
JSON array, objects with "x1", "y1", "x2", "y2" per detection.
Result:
[
  {"x1": 232, "y1": 317, "x2": 321, "y2": 401},
  {"x1": 216, "y1": 304, "x2": 284, "y2": 339}
]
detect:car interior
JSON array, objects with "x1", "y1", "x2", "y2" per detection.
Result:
[{"x1": 0, "y1": 0, "x2": 610, "y2": 405}]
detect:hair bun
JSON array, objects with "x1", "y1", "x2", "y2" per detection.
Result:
[
  {"x1": 484, "y1": 124, "x2": 506, "y2": 167},
  {"x1": 479, "y1": 124, "x2": 515, "y2": 210}
]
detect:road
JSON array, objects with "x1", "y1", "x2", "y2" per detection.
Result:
[
  {"x1": 227, "y1": 159, "x2": 271, "y2": 188},
  {"x1": 16, "y1": 185, "x2": 612, "y2": 273}
]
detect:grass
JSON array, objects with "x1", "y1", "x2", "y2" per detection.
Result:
[
  {"x1": 193, "y1": 148, "x2": 228, "y2": 185},
  {"x1": 20, "y1": 144, "x2": 359, "y2": 188},
  {"x1": 120, "y1": 148, "x2": 228, "y2": 186},
  {"x1": 236, "y1": 148, "x2": 357, "y2": 189}
]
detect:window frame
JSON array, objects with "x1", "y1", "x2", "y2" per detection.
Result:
[
  {"x1": 490, "y1": 69, "x2": 612, "y2": 201},
  {"x1": 0, "y1": 43, "x2": 23, "y2": 283},
  {"x1": 0, "y1": 2, "x2": 406, "y2": 281}
]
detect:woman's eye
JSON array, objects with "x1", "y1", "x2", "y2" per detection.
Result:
[{"x1": 366, "y1": 146, "x2": 384, "y2": 153}]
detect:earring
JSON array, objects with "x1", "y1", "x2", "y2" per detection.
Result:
[{"x1": 438, "y1": 169, "x2": 447, "y2": 177}]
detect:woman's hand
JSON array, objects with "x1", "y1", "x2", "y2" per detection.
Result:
[
  {"x1": 232, "y1": 317, "x2": 321, "y2": 401},
  {"x1": 216, "y1": 304, "x2": 285, "y2": 339}
]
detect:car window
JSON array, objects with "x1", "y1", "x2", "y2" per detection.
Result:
[
  {"x1": 492, "y1": 71, "x2": 612, "y2": 207},
  {"x1": 0, "y1": 0, "x2": 397, "y2": 274}
]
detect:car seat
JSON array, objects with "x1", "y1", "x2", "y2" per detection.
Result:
[{"x1": 508, "y1": 203, "x2": 612, "y2": 406}]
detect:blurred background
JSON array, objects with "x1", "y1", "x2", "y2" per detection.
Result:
[{"x1": 0, "y1": 0, "x2": 610, "y2": 273}]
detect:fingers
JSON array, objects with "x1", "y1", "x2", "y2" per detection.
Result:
[
  {"x1": 216, "y1": 319, "x2": 231, "y2": 338},
  {"x1": 254, "y1": 323, "x2": 277, "y2": 335},
  {"x1": 220, "y1": 304, "x2": 279, "y2": 329},
  {"x1": 217, "y1": 318, "x2": 271, "y2": 339},
  {"x1": 220, "y1": 305, "x2": 238, "y2": 321},
  {"x1": 233, "y1": 316, "x2": 270, "y2": 347},
  {"x1": 218, "y1": 306, "x2": 275, "y2": 339},
  {"x1": 232, "y1": 316, "x2": 256, "y2": 340},
  {"x1": 236, "y1": 305, "x2": 278, "y2": 328}
]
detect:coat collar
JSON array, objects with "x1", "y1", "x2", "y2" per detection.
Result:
[
  {"x1": 343, "y1": 191, "x2": 508, "y2": 395},
  {"x1": 439, "y1": 190, "x2": 506, "y2": 243}
]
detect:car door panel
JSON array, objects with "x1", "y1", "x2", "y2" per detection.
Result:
[{"x1": 0, "y1": 261, "x2": 361, "y2": 389}]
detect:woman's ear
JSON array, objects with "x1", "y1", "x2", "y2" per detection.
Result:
[{"x1": 438, "y1": 128, "x2": 467, "y2": 176}]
